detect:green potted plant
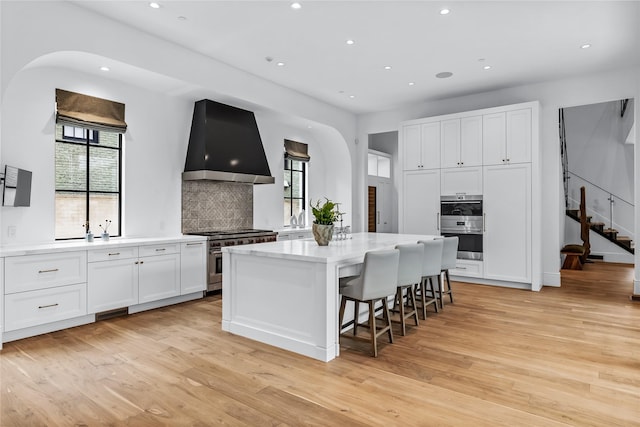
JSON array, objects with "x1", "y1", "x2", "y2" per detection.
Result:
[{"x1": 310, "y1": 198, "x2": 339, "y2": 245}]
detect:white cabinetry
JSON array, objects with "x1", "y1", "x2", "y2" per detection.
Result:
[
  {"x1": 399, "y1": 101, "x2": 539, "y2": 290},
  {"x1": 277, "y1": 229, "x2": 313, "y2": 241},
  {"x1": 441, "y1": 116, "x2": 482, "y2": 168},
  {"x1": 483, "y1": 109, "x2": 532, "y2": 165},
  {"x1": 88, "y1": 247, "x2": 139, "y2": 313},
  {"x1": 402, "y1": 122, "x2": 440, "y2": 170},
  {"x1": 0, "y1": 259, "x2": 3, "y2": 348},
  {"x1": 402, "y1": 169, "x2": 440, "y2": 235},
  {"x1": 483, "y1": 164, "x2": 531, "y2": 283},
  {"x1": 4, "y1": 251, "x2": 88, "y2": 332},
  {"x1": 180, "y1": 241, "x2": 206, "y2": 294},
  {"x1": 138, "y1": 244, "x2": 181, "y2": 303},
  {"x1": 441, "y1": 167, "x2": 483, "y2": 195}
]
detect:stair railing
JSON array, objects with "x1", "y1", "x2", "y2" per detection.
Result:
[{"x1": 567, "y1": 171, "x2": 634, "y2": 241}]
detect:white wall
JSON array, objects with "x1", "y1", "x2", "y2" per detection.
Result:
[
  {"x1": 368, "y1": 131, "x2": 399, "y2": 232},
  {"x1": 357, "y1": 67, "x2": 640, "y2": 287},
  {"x1": 0, "y1": 1, "x2": 355, "y2": 245}
]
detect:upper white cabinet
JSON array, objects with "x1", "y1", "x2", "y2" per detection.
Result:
[
  {"x1": 441, "y1": 116, "x2": 483, "y2": 168},
  {"x1": 402, "y1": 122, "x2": 440, "y2": 170},
  {"x1": 441, "y1": 167, "x2": 483, "y2": 195},
  {"x1": 483, "y1": 109, "x2": 532, "y2": 165}
]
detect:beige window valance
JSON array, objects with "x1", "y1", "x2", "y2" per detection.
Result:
[
  {"x1": 284, "y1": 139, "x2": 310, "y2": 162},
  {"x1": 55, "y1": 88, "x2": 127, "y2": 133}
]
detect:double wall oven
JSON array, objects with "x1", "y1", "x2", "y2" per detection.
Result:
[
  {"x1": 188, "y1": 229, "x2": 278, "y2": 292},
  {"x1": 440, "y1": 195, "x2": 483, "y2": 260}
]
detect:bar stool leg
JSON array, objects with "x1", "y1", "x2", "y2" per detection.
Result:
[
  {"x1": 368, "y1": 301, "x2": 377, "y2": 357},
  {"x1": 353, "y1": 301, "x2": 360, "y2": 336},
  {"x1": 396, "y1": 287, "x2": 407, "y2": 336},
  {"x1": 445, "y1": 270, "x2": 454, "y2": 304},
  {"x1": 381, "y1": 298, "x2": 394, "y2": 344},
  {"x1": 408, "y1": 284, "x2": 419, "y2": 326},
  {"x1": 338, "y1": 297, "x2": 347, "y2": 335}
]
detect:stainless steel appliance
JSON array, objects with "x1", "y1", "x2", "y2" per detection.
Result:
[
  {"x1": 440, "y1": 195, "x2": 483, "y2": 260},
  {"x1": 187, "y1": 229, "x2": 277, "y2": 292}
]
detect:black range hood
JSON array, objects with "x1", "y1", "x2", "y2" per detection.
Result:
[{"x1": 183, "y1": 99, "x2": 275, "y2": 184}]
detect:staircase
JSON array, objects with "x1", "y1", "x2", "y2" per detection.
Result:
[{"x1": 566, "y1": 209, "x2": 634, "y2": 254}]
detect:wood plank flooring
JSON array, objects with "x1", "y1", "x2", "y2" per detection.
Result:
[{"x1": 1, "y1": 262, "x2": 639, "y2": 426}]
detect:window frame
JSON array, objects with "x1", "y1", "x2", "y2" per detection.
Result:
[
  {"x1": 55, "y1": 125, "x2": 122, "y2": 240},
  {"x1": 284, "y1": 157, "x2": 307, "y2": 224}
]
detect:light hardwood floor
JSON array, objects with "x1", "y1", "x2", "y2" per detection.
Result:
[{"x1": 1, "y1": 262, "x2": 639, "y2": 426}]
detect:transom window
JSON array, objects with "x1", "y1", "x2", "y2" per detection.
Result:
[{"x1": 55, "y1": 124, "x2": 122, "y2": 239}]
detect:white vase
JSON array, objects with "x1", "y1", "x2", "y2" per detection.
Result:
[
  {"x1": 290, "y1": 215, "x2": 298, "y2": 228},
  {"x1": 298, "y1": 210, "x2": 305, "y2": 227}
]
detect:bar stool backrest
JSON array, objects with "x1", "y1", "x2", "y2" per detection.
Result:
[
  {"x1": 418, "y1": 239, "x2": 443, "y2": 277},
  {"x1": 441, "y1": 236, "x2": 459, "y2": 270},
  {"x1": 395, "y1": 243, "x2": 424, "y2": 287},
  {"x1": 359, "y1": 249, "x2": 400, "y2": 301}
]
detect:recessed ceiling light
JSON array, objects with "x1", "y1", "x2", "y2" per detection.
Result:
[
  {"x1": 408, "y1": 82, "x2": 415, "y2": 86},
  {"x1": 581, "y1": 43, "x2": 591, "y2": 49},
  {"x1": 440, "y1": 8, "x2": 450, "y2": 15},
  {"x1": 436, "y1": 71, "x2": 453, "y2": 79},
  {"x1": 149, "y1": 2, "x2": 160, "y2": 9},
  {"x1": 346, "y1": 39, "x2": 355, "y2": 45},
  {"x1": 177, "y1": 16, "x2": 187, "y2": 21},
  {"x1": 291, "y1": 2, "x2": 302, "y2": 9},
  {"x1": 483, "y1": 65, "x2": 491, "y2": 70},
  {"x1": 307, "y1": 125, "x2": 312, "y2": 129},
  {"x1": 100, "y1": 66, "x2": 110, "y2": 72},
  {"x1": 277, "y1": 62, "x2": 285, "y2": 67},
  {"x1": 384, "y1": 66, "x2": 392, "y2": 70},
  {"x1": 349, "y1": 95, "x2": 355, "y2": 99}
]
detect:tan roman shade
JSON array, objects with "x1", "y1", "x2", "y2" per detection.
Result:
[
  {"x1": 284, "y1": 139, "x2": 310, "y2": 162},
  {"x1": 55, "y1": 88, "x2": 127, "y2": 133}
]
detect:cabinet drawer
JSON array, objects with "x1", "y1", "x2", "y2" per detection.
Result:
[
  {"x1": 139, "y1": 243, "x2": 180, "y2": 257},
  {"x1": 5, "y1": 251, "x2": 87, "y2": 294},
  {"x1": 4, "y1": 283, "x2": 87, "y2": 332},
  {"x1": 451, "y1": 260, "x2": 483, "y2": 278},
  {"x1": 88, "y1": 246, "x2": 138, "y2": 262}
]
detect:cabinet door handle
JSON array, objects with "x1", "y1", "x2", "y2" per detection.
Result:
[
  {"x1": 108, "y1": 252, "x2": 120, "y2": 256},
  {"x1": 38, "y1": 303, "x2": 59, "y2": 309},
  {"x1": 186, "y1": 242, "x2": 203, "y2": 246},
  {"x1": 437, "y1": 213, "x2": 440, "y2": 231},
  {"x1": 377, "y1": 211, "x2": 380, "y2": 224},
  {"x1": 140, "y1": 261, "x2": 144, "y2": 264},
  {"x1": 155, "y1": 248, "x2": 166, "y2": 252},
  {"x1": 457, "y1": 267, "x2": 467, "y2": 270},
  {"x1": 38, "y1": 268, "x2": 59, "y2": 274},
  {"x1": 483, "y1": 213, "x2": 487, "y2": 232}
]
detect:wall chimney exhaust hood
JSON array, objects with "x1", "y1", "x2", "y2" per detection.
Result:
[{"x1": 183, "y1": 99, "x2": 275, "y2": 184}]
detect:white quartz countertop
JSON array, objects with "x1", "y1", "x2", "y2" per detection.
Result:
[
  {"x1": 222, "y1": 232, "x2": 437, "y2": 263},
  {"x1": 0, "y1": 235, "x2": 206, "y2": 257}
]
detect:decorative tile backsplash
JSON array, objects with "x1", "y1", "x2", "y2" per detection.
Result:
[{"x1": 182, "y1": 181, "x2": 253, "y2": 233}]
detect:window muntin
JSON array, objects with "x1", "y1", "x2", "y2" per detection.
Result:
[
  {"x1": 284, "y1": 158, "x2": 306, "y2": 225},
  {"x1": 55, "y1": 124, "x2": 121, "y2": 239}
]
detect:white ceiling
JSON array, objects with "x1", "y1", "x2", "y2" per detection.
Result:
[{"x1": 72, "y1": 1, "x2": 640, "y2": 115}]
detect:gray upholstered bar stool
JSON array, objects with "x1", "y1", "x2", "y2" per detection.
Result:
[
  {"x1": 416, "y1": 238, "x2": 443, "y2": 319},
  {"x1": 338, "y1": 249, "x2": 400, "y2": 357},
  {"x1": 438, "y1": 236, "x2": 459, "y2": 309},
  {"x1": 391, "y1": 243, "x2": 422, "y2": 336}
]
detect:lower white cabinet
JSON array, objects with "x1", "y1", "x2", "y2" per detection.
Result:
[
  {"x1": 88, "y1": 256, "x2": 139, "y2": 313},
  {"x1": 138, "y1": 253, "x2": 180, "y2": 303},
  {"x1": 483, "y1": 163, "x2": 531, "y2": 283},
  {"x1": 4, "y1": 283, "x2": 87, "y2": 332},
  {"x1": 180, "y1": 241, "x2": 206, "y2": 294},
  {"x1": 402, "y1": 169, "x2": 441, "y2": 235}
]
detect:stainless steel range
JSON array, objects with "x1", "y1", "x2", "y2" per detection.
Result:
[{"x1": 187, "y1": 229, "x2": 278, "y2": 292}]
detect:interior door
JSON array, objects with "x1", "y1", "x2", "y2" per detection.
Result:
[{"x1": 368, "y1": 178, "x2": 392, "y2": 233}]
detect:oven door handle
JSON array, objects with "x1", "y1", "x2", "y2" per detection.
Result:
[{"x1": 437, "y1": 212, "x2": 440, "y2": 231}]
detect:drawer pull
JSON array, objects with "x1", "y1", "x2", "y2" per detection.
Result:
[
  {"x1": 108, "y1": 252, "x2": 121, "y2": 256},
  {"x1": 38, "y1": 303, "x2": 59, "y2": 309},
  {"x1": 457, "y1": 267, "x2": 467, "y2": 270},
  {"x1": 38, "y1": 268, "x2": 59, "y2": 274},
  {"x1": 186, "y1": 242, "x2": 202, "y2": 246},
  {"x1": 155, "y1": 248, "x2": 166, "y2": 252}
]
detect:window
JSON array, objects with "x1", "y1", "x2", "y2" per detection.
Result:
[
  {"x1": 284, "y1": 158, "x2": 306, "y2": 224},
  {"x1": 55, "y1": 124, "x2": 122, "y2": 239},
  {"x1": 368, "y1": 151, "x2": 391, "y2": 178}
]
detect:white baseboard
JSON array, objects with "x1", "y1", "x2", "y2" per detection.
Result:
[{"x1": 543, "y1": 272, "x2": 561, "y2": 287}]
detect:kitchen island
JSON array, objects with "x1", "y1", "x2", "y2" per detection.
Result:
[{"x1": 222, "y1": 232, "x2": 435, "y2": 362}]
